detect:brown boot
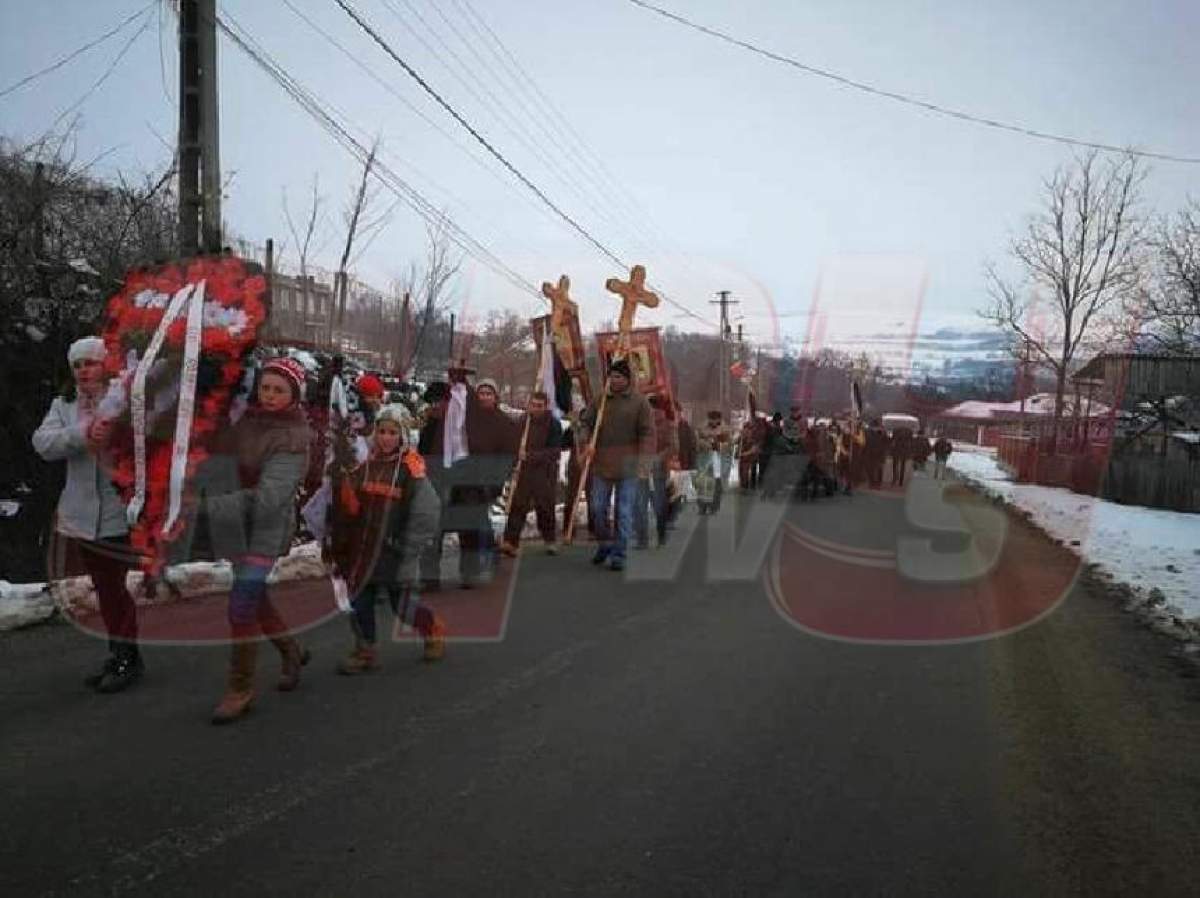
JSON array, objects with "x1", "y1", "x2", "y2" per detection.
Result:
[
  {"x1": 212, "y1": 641, "x2": 257, "y2": 724},
  {"x1": 337, "y1": 641, "x2": 379, "y2": 675},
  {"x1": 272, "y1": 637, "x2": 311, "y2": 692},
  {"x1": 422, "y1": 615, "x2": 447, "y2": 663}
]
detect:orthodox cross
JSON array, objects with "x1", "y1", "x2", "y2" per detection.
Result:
[
  {"x1": 541, "y1": 274, "x2": 578, "y2": 337},
  {"x1": 605, "y1": 264, "x2": 659, "y2": 343}
]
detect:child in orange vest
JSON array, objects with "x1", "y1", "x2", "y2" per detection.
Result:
[{"x1": 329, "y1": 405, "x2": 446, "y2": 670}]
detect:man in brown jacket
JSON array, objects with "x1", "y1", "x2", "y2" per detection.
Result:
[
  {"x1": 501, "y1": 391, "x2": 563, "y2": 556},
  {"x1": 577, "y1": 359, "x2": 653, "y2": 571}
]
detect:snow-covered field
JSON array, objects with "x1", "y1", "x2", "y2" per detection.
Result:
[{"x1": 948, "y1": 443, "x2": 1200, "y2": 624}]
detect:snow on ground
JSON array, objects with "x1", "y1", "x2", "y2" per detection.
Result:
[
  {"x1": 947, "y1": 443, "x2": 1200, "y2": 624},
  {"x1": 0, "y1": 582, "x2": 55, "y2": 630},
  {"x1": 1, "y1": 541, "x2": 332, "y2": 632}
]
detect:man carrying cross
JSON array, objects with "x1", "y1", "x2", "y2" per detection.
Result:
[{"x1": 577, "y1": 358, "x2": 653, "y2": 571}]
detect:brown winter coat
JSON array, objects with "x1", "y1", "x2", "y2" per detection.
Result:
[
  {"x1": 181, "y1": 405, "x2": 311, "y2": 562},
  {"x1": 579, "y1": 388, "x2": 654, "y2": 480}
]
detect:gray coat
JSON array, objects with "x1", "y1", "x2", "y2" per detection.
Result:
[
  {"x1": 178, "y1": 450, "x2": 306, "y2": 562},
  {"x1": 32, "y1": 396, "x2": 128, "y2": 541},
  {"x1": 173, "y1": 409, "x2": 310, "y2": 563}
]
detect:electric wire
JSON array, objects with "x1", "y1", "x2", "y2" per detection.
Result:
[
  {"x1": 449, "y1": 0, "x2": 719, "y2": 310},
  {"x1": 214, "y1": 8, "x2": 543, "y2": 302},
  {"x1": 277, "y1": 0, "x2": 579, "y2": 266},
  {"x1": 413, "y1": 0, "x2": 661, "y2": 262},
  {"x1": 379, "y1": 0, "x2": 644, "y2": 259},
  {"x1": 449, "y1": 0, "x2": 674, "y2": 260},
  {"x1": 626, "y1": 0, "x2": 1200, "y2": 165},
  {"x1": 0, "y1": 1, "x2": 156, "y2": 100},
  {"x1": 48, "y1": 9, "x2": 155, "y2": 131},
  {"x1": 333, "y1": 0, "x2": 715, "y2": 326}
]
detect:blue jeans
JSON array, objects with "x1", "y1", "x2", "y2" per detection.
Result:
[
  {"x1": 589, "y1": 474, "x2": 639, "y2": 559},
  {"x1": 228, "y1": 560, "x2": 273, "y2": 628}
]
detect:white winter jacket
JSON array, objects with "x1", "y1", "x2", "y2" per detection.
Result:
[{"x1": 32, "y1": 396, "x2": 128, "y2": 541}]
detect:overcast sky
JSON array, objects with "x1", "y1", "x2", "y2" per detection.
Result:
[{"x1": 2, "y1": 0, "x2": 1198, "y2": 352}]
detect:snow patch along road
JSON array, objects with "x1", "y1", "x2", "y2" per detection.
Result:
[{"x1": 947, "y1": 444, "x2": 1200, "y2": 624}]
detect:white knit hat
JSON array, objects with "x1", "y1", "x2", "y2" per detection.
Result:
[
  {"x1": 476, "y1": 377, "x2": 499, "y2": 394},
  {"x1": 375, "y1": 403, "x2": 414, "y2": 431},
  {"x1": 67, "y1": 336, "x2": 106, "y2": 365}
]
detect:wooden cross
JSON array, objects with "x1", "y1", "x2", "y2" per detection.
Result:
[
  {"x1": 605, "y1": 264, "x2": 659, "y2": 339},
  {"x1": 541, "y1": 274, "x2": 578, "y2": 336}
]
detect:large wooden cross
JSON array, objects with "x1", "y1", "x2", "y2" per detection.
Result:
[
  {"x1": 605, "y1": 264, "x2": 659, "y2": 340},
  {"x1": 541, "y1": 274, "x2": 578, "y2": 336}
]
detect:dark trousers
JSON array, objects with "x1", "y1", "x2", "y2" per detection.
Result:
[
  {"x1": 77, "y1": 538, "x2": 138, "y2": 646},
  {"x1": 350, "y1": 583, "x2": 434, "y2": 643},
  {"x1": 634, "y1": 466, "x2": 669, "y2": 545},
  {"x1": 758, "y1": 453, "x2": 773, "y2": 492},
  {"x1": 868, "y1": 454, "x2": 884, "y2": 489},
  {"x1": 504, "y1": 469, "x2": 556, "y2": 546},
  {"x1": 746, "y1": 456, "x2": 762, "y2": 489},
  {"x1": 419, "y1": 467, "x2": 495, "y2": 583},
  {"x1": 891, "y1": 455, "x2": 908, "y2": 486}
]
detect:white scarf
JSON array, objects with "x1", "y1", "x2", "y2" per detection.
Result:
[{"x1": 443, "y1": 382, "x2": 469, "y2": 468}]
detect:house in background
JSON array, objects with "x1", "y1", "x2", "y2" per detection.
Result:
[
  {"x1": 967, "y1": 352, "x2": 1200, "y2": 512},
  {"x1": 933, "y1": 392, "x2": 1112, "y2": 447}
]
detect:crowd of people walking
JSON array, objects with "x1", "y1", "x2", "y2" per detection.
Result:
[{"x1": 33, "y1": 339, "x2": 954, "y2": 724}]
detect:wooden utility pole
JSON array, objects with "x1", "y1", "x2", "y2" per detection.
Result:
[
  {"x1": 178, "y1": 0, "x2": 221, "y2": 256},
  {"x1": 397, "y1": 290, "x2": 410, "y2": 377},
  {"x1": 264, "y1": 237, "x2": 275, "y2": 338},
  {"x1": 711, "y1": 290, "x2": 738, "y2": 422}
]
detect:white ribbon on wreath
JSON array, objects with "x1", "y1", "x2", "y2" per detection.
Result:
[{"x1": 125, "y1": 280, "x2": 207, "y2": 534}]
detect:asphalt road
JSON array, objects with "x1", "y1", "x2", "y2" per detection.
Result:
[{"x1": 3, "y1": 476, "x2": 1199, "y2": 897}]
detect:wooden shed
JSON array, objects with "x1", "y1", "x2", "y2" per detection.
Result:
[{"x1": 1072, "y1": 353, "x2": 1200, "y2": 405}]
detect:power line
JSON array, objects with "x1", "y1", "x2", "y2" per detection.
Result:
[
  {"x1": 415, "y1": 0, "x2": 661, "y2": 260},
  {"x1": 214, "y1": 8, "x2": 543, "y2": 301},
  {"x1": 333, "y1": 0, "x2": 715, "y2": 326},
  {"x1": 0, "y1": 1, "x2": 156, "y2": 100},
  {"x1": 275, "y1": 0, "x2": 578, "y2": 300},
  {"x1": 441, "y1": 0, "x2": 671, "y2": 269},
  {"x1": 627, "y1": 0, "x2": 1200, "y2": 166},
  {"x1": 49, "y1": 9, "x2": 155, "y2": 132},
  {"x1": 379, "y1": 0, "x2": 647, "y2": 262},
  {"x1": 451, "y1": 0, "x2": 723, "y2": 315}
]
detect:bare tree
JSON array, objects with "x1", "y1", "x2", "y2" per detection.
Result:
[
  {"x1": 982, "y1": 151, "x2": 1147, "y2": 426},
  {"x1": 281, "y1": 174, "x2": 325, "y2": 339},
  {"x1": 406, "y1": 217, "x2": 463, "y2": 378},
  {"x1": 332, "y1": 139, "x2": 392, "y2": 345},
  {"x1": 0, "y1": 130, "x2": 177, "y2": 580},
  {"x1": 1144, "y1": 198, "x2": 1200, "y2": 352}
]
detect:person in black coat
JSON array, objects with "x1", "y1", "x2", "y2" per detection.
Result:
[
  {"x1": 890, "y1": 426, "x2": 913, "y2": 486},
  {"x1": 501, "y1": 391, "x2": 563, "y2": 555},
  {"x1": 865, "y1": 420, "x2": 889, "y2": 489}
]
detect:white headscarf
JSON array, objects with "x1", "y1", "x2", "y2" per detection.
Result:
[{"x1": 67, "y1": 336, "x2": 106, "y2": 365}]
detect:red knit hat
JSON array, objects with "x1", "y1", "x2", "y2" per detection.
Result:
[
  {"x1": 357, "y1": 373, "x2": 385, "y2": 399},
  {"x1": 261, "y1": 357, "x2": 306, "y2": 403}
]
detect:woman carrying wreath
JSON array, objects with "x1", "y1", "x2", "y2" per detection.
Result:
[
  {"x1": 33, "y1": 337, "x2": 143, "y2": 694},
  {"x1": 197, "y1": 357, "x2": 314, "y2": 724}
]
